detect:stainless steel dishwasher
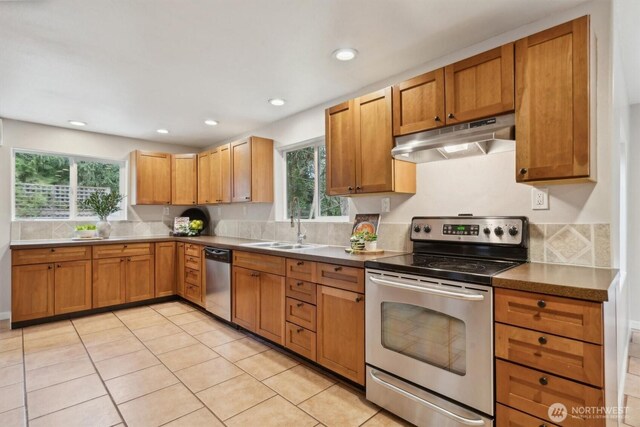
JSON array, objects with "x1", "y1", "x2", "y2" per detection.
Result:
[{"x1": 204, "y1": 247, "x2": 232, "y2": 321}]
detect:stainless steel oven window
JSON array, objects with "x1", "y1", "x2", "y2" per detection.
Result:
[{"x1": 380, "y1": 302, "x2": 466, "y2": 375}]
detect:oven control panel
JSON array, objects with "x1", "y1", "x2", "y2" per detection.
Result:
[{"x1": 410, "y1": 216, "x2": 527, "y2": 246}]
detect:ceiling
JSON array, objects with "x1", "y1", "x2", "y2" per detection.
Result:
[{"x1": 0, "y1": 0, "x2": 587, "y2": 147}]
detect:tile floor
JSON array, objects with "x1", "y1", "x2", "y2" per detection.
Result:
[
  {"x1": 625, "y1": 330, "x2": 640, "y2": 426},
  {"x1": 0, "y1": 301, "x2": 412, "y2": 427}
]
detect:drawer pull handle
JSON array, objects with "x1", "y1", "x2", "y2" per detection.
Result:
[
  {"x1": 537, "y1": 300, "x2": 546, "y2": 308},
  {"x1": 297, "y1": 261, "x2": 304, "y2": 266},
  {"x1": 296, "y1": 302, "x2": 304, "y2": 308},
  {"x1": 296, "y1": 281, "x2": 304, "y2": 287},
  {"x1": 334, "y1": 266, "x2": 343, "y2": 272},
  {"x1": 121, "y1": 259, "x2": 124, "y2": 262},
  {"x1": 296, "y1": 328, "x2": 303, "y2": 333},
  {"x1": 124, "y1": 245, "x2": 128, "y2": 248},
  {"x1": 538, "y1": 336, "x2": 547, "y2": 345},
  {"x1": 251, "y1": 272, "x2": 260, "y2": 277},
  {"x1": 48, "y1": 265, "x2": 53, "y2": 270},
  {"x1": 56, "y1": 264, "x2": 61, "y2": 268},
  {"x1": 539, "y1": 377, "x2": 548, "y2": 386},
  {"x1": 355, "y1": 296, "x2": 363, "y2": 303}
]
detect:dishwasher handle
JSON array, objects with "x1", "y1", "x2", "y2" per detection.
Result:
[{"x1": 203, "y1": 247, "x2": 232, "y2": 263}]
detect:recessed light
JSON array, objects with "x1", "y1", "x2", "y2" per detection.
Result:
[
  {"x1": 156, "y1": 129, "x2": 169, "y2": 134},
  {"x1": 68, "y1": 120, "x2": 86, "y2": 126},
  {"x1": 333, "y1": 48, "x2": 358, "y2": 61},
  {"x1": 268, "y1": 98, "x2": 286, "y2": 106},
  {"x1": 204, "y1": 120, "x2": 219, "y2": 126}
]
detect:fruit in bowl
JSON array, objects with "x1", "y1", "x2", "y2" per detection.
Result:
[
  {"x1": 75, "y1": 224, "x2": 97, "y2": 239},
  {"x1": 188, "y1": 219, "x2": 204, "y2": 235}
]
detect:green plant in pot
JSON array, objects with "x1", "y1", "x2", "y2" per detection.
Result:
[
  {"x1": 350, "y1": 231, "x2": 366, "y2": 251},
  {"x1": 363, "y1": 231, "x2": 378, "y2": 251},
  {"x1": 78, "y1": 191, "x2": 126, "y2": 238}
]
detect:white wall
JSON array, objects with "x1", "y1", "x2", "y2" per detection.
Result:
[
  {"x1": 0, "y1": 119, "x2": 198, "y2": 317},
  {"x1": 628, "y1": 105, "x2": 640, "y2": 325}
]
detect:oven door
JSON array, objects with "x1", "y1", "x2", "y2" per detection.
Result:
[{"x1": 365, "y1": 269, "x2": 493, "y2": 416}]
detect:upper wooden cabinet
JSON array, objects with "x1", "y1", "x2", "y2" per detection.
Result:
[
  {"x1": 392, "y1": 68, "x2": 445, "y2": 136},
  {"x1": 130, "y1": 150, "x2": 172, "y2": 205},
  {"x1": 326, "y1": 89, "x2": 416, "y2": 196},
  {"x1": 198, "y1": 145, "x2": 231, "y2": 205},
  {"x1": 171, "y1": 154, "x2": 198, "y2": 206},
  {"x1": 197, "y1": 151, "x2": 212, "y2": 204},
  {"x1": 445, "y1": 43, "x2": 515, "y2": 124},
  {"x1": 515, "y1": 16, "x2": 591, "y2": 183},
  {"x1": 218, "y1": 144, "x2": 232, "y2": 203},
  {"x1": 231, "y1": 137, "x2": 274, "y2": 203}
]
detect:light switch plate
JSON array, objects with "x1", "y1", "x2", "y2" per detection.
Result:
[{"x1": 531, "y1": 187, "x2": 549, "y2": 210}]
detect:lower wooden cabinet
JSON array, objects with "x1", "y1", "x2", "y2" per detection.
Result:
[
  {"x1": 257, "y1": 272, "x2": 285, "y2": 345},
  {"x1": 316, "y1": 285, "x2": 365, "y2": 385},
  {"x1": 11, "y1": 263, "x2": 55, "y2": 322},
  {"x1": 232, "y1": 266, "x2": 260, "y2": 331},
  {"x1": 54, "y1": 260, "x2": 92, "y2": 315},
  {"x1": 93, "y1": 257, "x2": 126, "y2": 308},
  {"x1": 125, "y1": 255, "x2": 155, "y2": 302},
  {"x1": 155, "y1": 242, "x2": 176, "y2": 297},
  {"x1": 176, "y1": 242, "x2": 185, "y2": 297}
]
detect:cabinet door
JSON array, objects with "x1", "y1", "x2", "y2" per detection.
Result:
[
  {"x1": 126, "y1": 255, "x2": 155, "y2": 302},
  {"x1": 354, "y1": 88, "x2": 394, "y2": 193},
  {"x1": 197, "y1": 151, "x2": 212, "y2": 204},
  {"x1": 257, "y1": 272, "x2": 286, "y2": 345},
  {"x1": 134, "y1": 151, "x2": 171, "y2": 204},
  {"x1": 172, "y1": 154, "x2": 198, "y2": 205},
  {"x1": 445, "y1": 43, "x2": 514, "y2": 124},
  {"x1": 392, "y1": 68, "x2": 445, "y2": 136},
  {"x1": 219, "y1": 143, "x2": 231, "y2": 203},
  {"x1": 210, "y1": 148, "x2": 221, "y2": 203},
  {"x1": 326, "y1": 100, "x2": 356, "y2": 195},
  {"x1": 93, "y1": 258, "x2": 126, "y2": 308},
  {"x1": 316, "y1": 285, "x2": 365, "y2": 385},
  {"x1": 12, "y1": 264, "x2": 54, "y2": 322},
  {"x1": 515, "y1": 16, "x2": 590, "y2": 182},
  {"x1": 176, "y1": 242, "x2": 185, "y2": 297},
  {"x1": 54, "y1": 260, "x2": 92, "y2": 315},
  {"x1": 155, "y1": 242, "x2": 176, "y2": 297},
  {"x1": 232, "y1": 267, "x2": 259, "y2": 331},
  {"x1": 231, "y1": 139, "x2": 252, "y2": 202}
]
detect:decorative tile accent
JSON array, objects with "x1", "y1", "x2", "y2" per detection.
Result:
[{"x1": 542, "y1": 223, "x2": 611, "y2": 268}]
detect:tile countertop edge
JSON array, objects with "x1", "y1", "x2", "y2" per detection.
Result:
[
  {"x1": 9, "y1": 235, "x2": 407, "y2": 268},
  {"x1": 492, "y1": 262, "x2": 620, "y2": 303}
]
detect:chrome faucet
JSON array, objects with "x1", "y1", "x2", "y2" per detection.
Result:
[{"x1": 290, "y1": 197, "x2": 306, "y2": 245}]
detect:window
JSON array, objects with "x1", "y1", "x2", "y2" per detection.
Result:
[
  {"x1": 285, "y1": 140, "x2": 348, "y2": 219},
  {"x1": 13, "y1": 150, "x2": 126, "y2": 220}
]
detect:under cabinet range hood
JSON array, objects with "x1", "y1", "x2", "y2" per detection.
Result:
[{"x1": 392, "y1": 113, "x2": 515, "y2": 163}]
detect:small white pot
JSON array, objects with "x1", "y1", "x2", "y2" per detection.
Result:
[
  {"x1": 96, "y1": 219, "x2": 112, "y2": 238},
  {"x1": 365, "y1": 241, "x2": 377, "y2": 251}
]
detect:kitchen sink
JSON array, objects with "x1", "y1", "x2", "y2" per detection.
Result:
[{"x1": 240, "y1": 241, "x2": 326, "y2": 252}]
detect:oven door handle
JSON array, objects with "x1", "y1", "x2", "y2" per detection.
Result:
[
  {"x1": 368, "y1": 276, "x2": 484, "y2": 301},
  {"x1": 369, "y1": 369, "x2": 486, "y2": 426}
]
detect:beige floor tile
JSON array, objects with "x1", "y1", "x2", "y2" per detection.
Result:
[
  {"x1": 225, "y1": 395, "x2": 317, "y2": 427},
  {"x1": 180, "y1": 319, "x2": 225, "y2": 336},
  {"x1": 194, "y1": 327, "x2": 245, "y2": 348},
  {"x1": 175, "y1": 357, "x2": 244, "y2": 393},
  {"x1": 72, "y1": 313, "x2": 124, "y2": 335},
  {"x1": 0, "y1": 337, "x2": 23, "y2": 352},
  {"x1": 27, "y1": 374, "x2": 106, "y2": 419},
  {"x1": 0, "y1": 364, "x2": 23, "y2": 388},
  {"x1": 23, "y1": 331, "x2": 80, "y2": 354},
  {"x1": 633, "y1": 331, "x2": 640, "y2": 344},
  {"x1": 145, "y1": 332, "x2": 198, "y2": 355},
  {"x1": 627, "y1": 374, "x2": 640, "y2": 399},
  {"x1": 167, "y1": 311, "x2": 210, "y2": 326},
  {"x1": 197, "y1": 373, "x2": 276, "y2": 420},
  {"x1": 0, "y1": 329, "x2": 22, "y2": 340},
  {"x1": 86, "y1": 336, "x2": 145, "y2": 362},
  {"x1": 625, "y1": 395, "x2": 640, "y2": 427},
  {"x1": 118, "y1": 383, "x2": 203, "y2": 427},
  {"x1": 157, "y1": 343, "x2": 219, "y2": 372},
  {"x1": 0, "y1": 382, "x2": 25, "y2": 413},
  {"x1": 132, "y1": 322, "x2": 182, "y2": 342},
  {"x1": 105, "y1": 364, "x2": 179, "y2": 404},
  {"x1": 23, "y1": 321, "x2": 75, "y2": 341},
  {"x1": 0, "y1": 406, "x2": 26, "y2": 427},
  {"x1": 632, "y1": 357, "x2": 640, "y2": 376},
  {"x1": 235, "y1": 348, "x2": 298, "y2": 380},
  {"x1": 80, "y1": 326, "x2": 134, "y2": 348},
  {"x1": 299, "y1": 384, "x2": 379, "y2": 427},
  {"x1": 630, "y1": 343, "x2": 640, "y2": 358},
  {"x1": 213, "y1": 337, "x2": 269, "y2": 362},
  {"x1": 151, "y1": 302, "x2": 195, "y2": 317},
  {"x1": 0, "y1": 348, "x2": 23, "y2": 369},
  {"x1": 114, "y1": 306, "x2": 156, "y2": 320},
  {"x1": 0, "y1": 320, "x2": 9, "y2": 330},
  {"x1": 95, "y1": 349, "x2": 160, "y2": 380},
  {"x1": 24, "y1": 343, "x2": 87, "y2": 371},
  {"x1": 29, "y1": 395, "x2": 121, "y2": 427},
  {"x1": 361, "y1": 410, "x2": 413, "y2": 426},
  {"x1": 263, "y1": 365, "x2": 335, "y2": 404},
  {"x1": 26, "y1": 357, "x2": 95, "y2": 392},
  {"x1": 163, "y1": 407, "x2": 224, "y2": 427},
  {"x1": 120, "y1": 313, "x2": 168, "y2": 330}
]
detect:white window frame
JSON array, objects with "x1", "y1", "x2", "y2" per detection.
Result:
[
  {"x1": 280, "y1": 137, "x2": 349, "y2": 222},
  {"x1": 11, "y1": 148, "x2": 128, "y2": 221}
]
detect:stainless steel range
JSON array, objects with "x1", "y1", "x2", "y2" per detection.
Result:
[{"x1": 364, "y1": 216, "x2": 529, "y2": 427}]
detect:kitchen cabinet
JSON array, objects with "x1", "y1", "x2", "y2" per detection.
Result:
[
  {"x1": 515, "y1": 16, "x2": 592, "y2": 183},
  {"x1": 93, "y1": 257, "x2": 126, "y2": 308},
  {"x1": 130, "y1": 150, "x2": 172, "y2": 205},
  {"x1": 257, "y1": 272, "x2": 285, "y2": 345},
  {"x1": 183, "y1": 243, "x2": 204, "y2": 306},
  {"x1": 326, "y1": 89, "x2": 416, "y2": 196},
  {"x1": 11, "y1": 264, "x2": 54, "y2": 322},
  {"x1": 231, "y1": 137, "x2": 274, "y2": 203},
  {"x1": 171, "y1": 154, "x2": 198, "y2": 205},
  {"x1": 392, "y1": 68, "x2": 445, "y2": 136},
  {"x1": 54, "y1": 260, "x2": 92, "y2": 315},
  {"x1": 125, "y1": 255, "x2": 155, "y2": 302},
  {"x1": 218, "y1": 144, "x2": 231, "y2": 203},
  {"x1": 232, "y1": 266, "x2": 260, "y2": 331},
  {"x1": 155, "y1": 242, "x2": 176, "y2": 297},
  {"x1": 197, "y1": 151, "x2": 212, "y2": 204},
  {"x1": 176, "y1": 242, "x2": 185, "y2": 297}
]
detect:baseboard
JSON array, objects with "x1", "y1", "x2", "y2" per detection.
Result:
[
  {"x1": 0, "y1": 312, "x2": 10, "y2": 321},
  {"x1": 630, "y1": 320, "x2": 640, "y2": 331},
  {"x1": 620, "y1": 327, "x2": 632, "y2": 408}
]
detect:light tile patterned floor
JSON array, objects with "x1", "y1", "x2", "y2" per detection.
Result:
[
  {"x1": 625, "y1": 330, "x2": 640, "y2": 427},
  {"x1": 0, "y1": 302, "x2": 412, "y2": 427}
]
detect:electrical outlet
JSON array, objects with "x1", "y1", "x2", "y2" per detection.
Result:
[
  {"x1": 381, "y1": 197, "x2": 390, "y2": 213},
  {"x1": 531, "y1": 187, "x2": 549, "y2": 210},
  {"x1": 162, "y1": 206, "x2": 170, "y2": 215}
]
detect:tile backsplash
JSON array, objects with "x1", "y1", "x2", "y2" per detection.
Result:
[{"x1": 11, "y1": 220, "x2": 172, "y2": 240}]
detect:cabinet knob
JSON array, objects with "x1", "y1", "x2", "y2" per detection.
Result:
[
  {"x1": 296, "y1": 281, "x2": 304, "y2": 287},
  {"x1": 537, "y1": 300, "x2": 546, "y2": 308},
  {"x1": 205, "y1": 200, "x2": 209, "y2": 203},
  {"x1": 124, "y1": 244, "x2": 128, "y2": 248},
  {"x1": 296, "y1": 328, "x2": 303, "y2": 333},
  {"x1": 434, "y1": 116, "x2": 441, "y2": 122},
  {"x1": 334, "y1": 266, "x2": 342, "y2": 272},
  {"x1": 296, "y1": 302, "x2": 304, "y2": 308},
  {"x1": 50, "y1": 248, "x2": 56, "y2": 253},
  {"x1": 56, "y1": 264, "x2": 61, "y2": 268},
  {"x1": 128, "y1": 258, "x2": 131, "y2": 262},
  {"x1": 192, "y1": 201, "x2": 196, "y2": 204},
  {"x1": 448, "y1": 113, "x2": 455, "y2": 119},
  {"x1": 347, "y1": 186, "x2": 353, "y2": 192},
  {"x1": 245, "y1": 196, "x2": 250, "y2": 200},
  {"x1": 539, "y1": 377, "x2": 548, "y2": 386},
  {"x1": 121, "y1": 259, "x2": 124, "y2": 262},
  {"x1": 356, "y1": 186, "x2": 361, "y2": 191},
  {"x1": 355, "y1": 296, "x2": 363, "y2": 303},
  {"x1": 48, "y1": 265, "x2": 53, "y2": 270},
  {"x1": 296, "y1": 261, "x2": 304, "y2": 266},
  {"x1": 539, "y1": 424, "x2": 548, "y2": 427},
  {"x1": 538, "y1": 336, "x2": 548, "y2": 345},
  {"x1": 519, "y1": 168, "x2": 528, "y2": 175}
]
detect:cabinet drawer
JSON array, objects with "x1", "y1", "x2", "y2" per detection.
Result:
[
  {"x1": 285, "y1": 278, "x2": 316, "y2": 305},
  {"x1": 285, "y1": 297, "x2": 316, "y2": 331},
  {"x1": 185, "y1": 268, "x2": 201, "y2": 286},
  {"x1": 286, "y1": 258, "x2": 316, "y2": 282},
  {"x1": 496, "y1": 323, "x2": 603, "y2": 387},
  {"x1": 315, "y1": 263, "x2": 364, "y2": 293},
  {"x1": 185, "y1": 244, "x2": 201, "y2": 258},
  {"x1": 233, "y1": 251, "x2": 285, "y2": 276},
  {"x1": 185, "y1": 255, "x2": 201, "y2": 270},
  {"x1": 184, "y1": 283, "x2": 202, "y2": 303},
  {"x1": 496, "y1": 360, "x2": 604, "y2": 427},
  {"x1": 285, "y1": 322, "x2": 316, "y2": 361},
  {"x1": 495, "y1": 288, "x2": 603, "y2": 344},
  {"x1": 12, "y1": 246, "x2": 91, "y2": 266},
  {"x1": 93, "y1": 243, "x2": 153, "y2": 259},
  {"x1": 496, "y1": 404, "x2": 559, "y2": 427}
]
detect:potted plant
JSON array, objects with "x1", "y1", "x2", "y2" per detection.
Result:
[
  {"x1": 78, "y1": 190, "x2": 126, "y2": 238},
  {"x1": 74, "y1": 224, "x2": 97, "y2": 239},
  {"x1": 350, "y1": 231, "x2": 366, "y2": 251},
  {"x1": 364, "y1": 232, "x2": 378, "y2": 251}
]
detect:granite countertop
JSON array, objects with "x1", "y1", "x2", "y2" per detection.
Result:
[
  {"x1": 10, "y1": 235, "x2": 405, "y2": 268},
  {"x1": 493, "y1": 262, "x2": 619, "y2": 302}
]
